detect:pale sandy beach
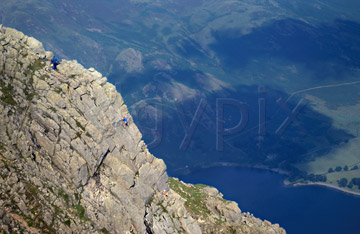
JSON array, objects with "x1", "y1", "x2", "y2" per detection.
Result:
[{"x1": 292, "y1": 182, "x2": 360, "y2": 196}]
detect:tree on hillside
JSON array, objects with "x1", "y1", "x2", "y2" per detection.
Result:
[
  {"x1": 351, "y1": 165, "x2": 359, "y2": 171},
  {"x1": 351, "y1": 178, "x2": 360, "y2": 189},
  {"x1": 307, "y1": 173, "x2": 316, "y2": 182},
  {"x1": 313, "y1": 174, "x2": 327, "y2": 182},
  {"x1": 335, "y1": 166, "x2": 342, "y2": 172},
  {"x1": 344, "y1": 165, "x2": 348, "y2": 171},
  {"x1": 338, "y1": 178, "x2": 348, "y2": 187},
  {"x1": 328, "y1": 168, "x2": 334, "y2": 173}
]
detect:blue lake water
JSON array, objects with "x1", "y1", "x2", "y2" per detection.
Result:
[{"x1": 177, "y1": 167, "x2": 360, "y2": 234}]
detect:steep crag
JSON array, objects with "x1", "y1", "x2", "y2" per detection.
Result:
[{"x1": 0, "y1": 25, "x2": 285, "y2": 234}]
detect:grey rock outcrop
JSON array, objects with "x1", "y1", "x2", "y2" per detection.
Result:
[
  {"x1": 116, "y1": 48, "x2": 144, "y2": 73},
  {"x1": 0, "y1": 25, "x2": 286, "y2": 234}
]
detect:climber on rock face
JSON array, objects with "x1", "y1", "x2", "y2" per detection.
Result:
[
  {"x1": 51, "y1": 56, "x2": 60, "y2": 70},
  {"x1": 162, "y1": 190, "x2": 168, "y2": 200},
  {"x1": 122, "y1": 115, "x2": 128, "y2": 128}
]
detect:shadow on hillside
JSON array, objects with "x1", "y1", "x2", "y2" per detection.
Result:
[
  {"x1": 210, "y1": 18, "x2": 360, "y2": 78},
  {"x1": 123, "y1": 78, "x2": 354, "y2": 177}
]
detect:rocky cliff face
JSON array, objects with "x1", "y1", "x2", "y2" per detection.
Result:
[{"x1": 0, "y1": 25, "x2": 286, "y2": 234}]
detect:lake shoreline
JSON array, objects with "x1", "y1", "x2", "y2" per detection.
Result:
[
  {"x1": 174, "y1": 163, "x2": 360, "y2": 196},
  {"x1": 174, "y1": 161, "x2": 290, "y2": 176},
  {"x1": 179, "y1": 164, "x2": 360, "y2": 234},
  {"x1": 289, "y1": 182, "x2": 360, "y2": 196},
  {"x1": 175, "y1": 163, "x2": 360, "y2": 196}
]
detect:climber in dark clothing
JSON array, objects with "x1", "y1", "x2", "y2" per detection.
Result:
[{"x1": 51, "y1": 56, "x2": 59, "y2": 70}]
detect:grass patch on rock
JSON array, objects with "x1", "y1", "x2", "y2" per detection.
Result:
[
  {"x1": 0, "y1": 79, "x2": 17, "y2": 106},
  {"x1": 48, "y1": 106, "x2": 57, "y2": 113},
  {"x1": 75, "y1": 119, "x2": 85, "y2": 131},
  {"x1": 101, "y1": 228, "x2": 111, "y2": 234},
  {"x1": 64, "y1": 219, "x2": 71, "y2": 227},
  {"x1": 168, "y1": 177, "x2": 210, "y2": 217},
  {"x1": 28, "y1": 59, "x2": 45, "y2": 73},
  {"x1": 58, "y1": 188, "x2": 70, "y2": 205},
  {"x1": 39, "y1": 75, "x2": 49, "y2": 81},
  {"x1": 54, "y1": 87, "x2": 62, "y2": 94},
  {"x1": 72, "y1": 205, "x2": 89, "y2": 221},
  {"x1": 0, "y1": 142, "x2": 6, "y2": 152}
]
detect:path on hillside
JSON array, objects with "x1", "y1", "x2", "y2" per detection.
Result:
[{"x1": 286, "y1": 80, "x2": 360, "y2": 101}]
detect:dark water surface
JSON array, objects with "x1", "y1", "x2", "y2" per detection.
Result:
[{"x1": 177, "y1": 167, "x2": 360, "y2": 234}]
